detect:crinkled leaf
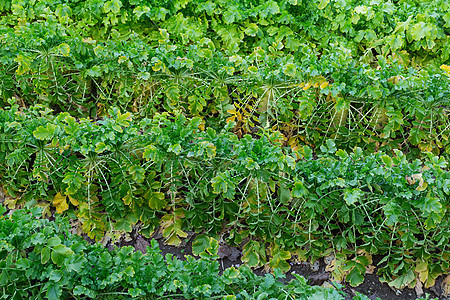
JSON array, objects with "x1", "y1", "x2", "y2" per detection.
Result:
[
  {"x1": 53, "y1": 192, "x2": 69, "y2": 214},
  {"x1": 344, "y1": 188, "x2": 362, "y2": 205},
  {"x1": 389, "y1": 270, "x2": 415, "y2": 289},
  {"x1": 346, "y1": 268, "x2": 364, "y2": 287},
  {"x1": 33, "y1": 124, "x2": 57, "y2": 140}
]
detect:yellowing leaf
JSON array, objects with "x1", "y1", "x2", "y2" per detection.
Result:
[
  {"x1": 57, "y1": 43, "x2": 70, "y2": 57},
  {"x1": 118, "y1": 56, "x2": 128, "y2": 63},
  {"x1": 318, "y1": 0, "x2": 330, "y2": 9},
  {"x1": 248, "y1": 66, "x2": 258, "y2": 73},
  {"x1": 320, "y1": 81, "x2": 329, "y2": 89},
  {"x1": 283, "y1": 63, "x2": 296, "y2": 77},
  {"x1": 68, "y1": 195, "x2": 79, "y2": 206},
  {"x1": 416, "y1": 180, "x2": 428, "y2": 191},
  {"x1": 53, "y1": 192, "x2": 69, "y2": 214},
  {"x1": 415, "y1": 260, "x2": 428, "y2": 273},
  {"x1": 406, "y1": 173, "x2": 422, "y2": 185},
  {"x1": 441, "y1": 65, "x2": 450, "y2": 74},
  {"x1": 268, "y1": 244, "x2": 291, "y2": 272}
]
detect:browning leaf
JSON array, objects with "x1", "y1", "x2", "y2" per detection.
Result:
[{"x1": 442, "y1": 274, "x2": 450, "y2": 297}]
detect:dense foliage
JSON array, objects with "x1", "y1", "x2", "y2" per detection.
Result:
[
  {"x1": 0, "y1": 104, "x2": 449, "y2": 289},
  {"x1": 1, "y1": 0, "x2": 450, "y2": 156},
  {"x1": 0, "y1": 0, "x2": 449, "y2": 297},
  {"x1": 1, "y1": 204, "x2": 364, "y2": 299}
]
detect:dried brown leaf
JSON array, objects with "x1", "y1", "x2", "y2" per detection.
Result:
[
  {"x1": 442, "y1": 274, "x2": 450, "y2": 297},
  {"x1": 365, "y1": 265, "x2": 376, "y2": 274},
  {"x1": 415, "y1": 278, "x2": 424, "y2": 298}
]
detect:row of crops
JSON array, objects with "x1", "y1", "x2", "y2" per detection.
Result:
[{"x1": 0, "y1": 0, "x2": 449, "y2": 298}]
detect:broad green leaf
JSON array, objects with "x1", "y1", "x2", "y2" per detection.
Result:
[
  {"x1": 133, "y1": 5, "x2": 150, "y2": 18},
  {"x1": 46, "y1": 282, "x2": 62, "y2": 300},
  {"x1": 205, "y1": 144, "x2": 216, "y2": 159},
  {"x1": 48, "y1": 237, "x2": 62, "y2": 247},
  {"x1": 244, "y1": 23, "x2": 259, "y2": 36},
  {"x1": 292, "y1": 181, "x2": 307, "y2": 198},
  {"x1": 86, "y1": 65, "x2": 102, "y2": 77},
  {"x1": 51, "y1": 244, "x2": 74, "y2": 266},
  {"x1": 129, "y1": 288, "x2": 144, "y2": 297},
  {"x1": 95, "y1": 142, "x2": 109, "y2": 153},
  {"x1": 285, "y1": 155, "x2": 296, "y2": 169},
  {"x1": 16, "y1": 258, "x2": 30, "y2": 269},
  {"x1": 104, "y1": 0, "x2": 122, "y2": 14},
  {"x1": 49, "y1": 270, "x2": 63, "y2": 282},
  {"x1": 335, "y1": 149, "x2": 348, "y2": 159},
  {"x1": 33, "y1": 124, "x2": 57, "y2": 140},
  {"x1": 211, "y1": 172, "x2": 235, "y2": 198},
  {"x1": 245, "y1": 157, "x2": 259, "y2": 170},
  {"x1": 154, "y1": 7, "x2": 168, "y2": 20},
  {"x1": 66, "y1": 255, "x2": 85, "y2": 273},
  {"x1": 346, "y1": 268, "x2": 364, "y2": 287},
  {"x1": 260, "y1": 1, "x2": 280, "y2": 18},
  {"x1": 165, "y1": 85, "x2": 180, "y2": 101},
  {"x1": 388, "y1": 270, "x2": 415, "y2": 289},
  {"x1": 117, "y1": 111, "x2": 132, "y2": 127},
  {"x1": 320, "y1": 139, "x2": 337, "y2": 154},
  {"x1": 128, "y1": 165, "x2": 145, "y2": 183},
  {"x1": 223, "y1": 267, "x2": 239, "y2": 279},
  {"x1": 0, "y1": 270, "x2": 7, "y2": 286},
  {"x1": 64, "y1": 116, "x2": 79, "y2": 134},
  {"x1": 409, "y1": 22, "x2": 429, "y2": 41},
  {"x1": 420, "y1": 195, "x2": 442, "y2": 214},
  {"x1": 112, "y1": 124, "x2": 123, "y2": 133},
  {"x1": 443, "y1": 179, "x2": 450, "y2": 194},
  {"x1": 114, "y1": 219, "x2": 133, "y2": 232},
  {"x1": 62, "y1": 172, "x2": 83, "y2": 195},
  {"x1": 444, "y1": 12, "x2": 450, "y2": 28},
  {"x1": 57, "y1": 43, "x2": 70, "y2": 56},
  {"x1": 41, "y1": 246, "x2": 51, "y2": 264},
  {"x1": 381, "y1": 155, "x2": 393, "y2": 167},
  {"x1": 192, "y1": 234, "x2": 210, "y2": 256},
  {"x1": 223, "y1": 6, "x2": 240, "y2": 24},
  {"x1": 344, "y1": 188, "x2": 362, "y2": 205},
  {"x1": 168, "y1": 144, "x2": 182, "y2": 155},
  {"x1": 279, "y1": 184, "x2": 291, "y2": 204},
  {"x1": 14, "y1": 54, "x2": 32, "y2": 75},
  {"x1": 241, "y1": 241, "x2": 261, "y2": 268},
  {"x1": 188, "y1": 95, "x2": 206, "y2": 114},
  {"x1": 31, "y1": 232, "x2": 46, "y2": 245},
  {"x1": 124, "y1": 266, "x2": 135, "y2": 277},
  {"x1": 283, "y1": 63, "x2": 296, "y2": 77},
  {"x1": 148, "y1": 192, "x2": 166, "y2": 210}
]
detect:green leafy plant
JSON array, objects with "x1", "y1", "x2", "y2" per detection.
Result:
[
  {"x1": 0, "y1": 204, "x2": 359, "y2": 300},
  {"x1": 1, "y1": 105, "x2": 449, "y2": 289}
]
